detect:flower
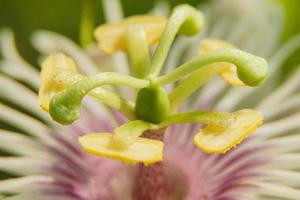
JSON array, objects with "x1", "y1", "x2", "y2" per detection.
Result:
[
  {"x1": 1, "y1": 0, "x2": 300, "y2": 200},
  {"x1": 39, "y1": 4, "x2": 267, "y2": 165}
]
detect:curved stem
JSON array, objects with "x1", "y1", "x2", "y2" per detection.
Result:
[
  {"x1": 154, "y1": 49, "x2": 268, "y2": 86},
  {"x1": 126, "y1": 26, "x2": 151, "y2": 78},
  {"x1": 55, "y1": 70, "x2": 135, "y2": 119},
  {"x1": 49, "y1": 72, "x2": 149, "y2": 124},
  {"x1": 148, "y1": 4, "x2": 204, "y2": 77}
]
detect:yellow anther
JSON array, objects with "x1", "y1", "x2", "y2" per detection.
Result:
[
  {"x1": 38, "y1": 54, "x2": 79, "y2": 111},
  {"x1": 94, "y1": 16, "x2": 166, "y2": 54},
  {"x1": 193, "y1": 109, "x2": 263, "y2": 153},
  {"x1": 79, "y1": 133, "x2": 163, "y2": 165},
  {"x1": 199, "y1": 39, "x2": 246, "y2": 87}
]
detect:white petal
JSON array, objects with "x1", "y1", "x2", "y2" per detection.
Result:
[
  {"x1": 0, "y1": 75, "x2": 51, "y2": 123},
  {"x1": 256, "y1": 182, "x2": 300, "y2": 200},
  {"x1": 269, "y1": 33, "x2": 300, "y2": 75},
  {"x1": 0, "y1": 157, "x2": 46, "y2": 175},
  {"x1": 258, "y1": 68, "x2": 300, "y2": 113},
  {"x1": 214, "y1": 87, "x2": 254, "y2": 111},
  {"x1": 0, "y1": 29, "x2": 40, "y2": 89},
  {"x1": 263, "y1": 93, "x2": 300, "y2": 120},
  {"x1": 0, "y1": 104, "x2": 51, "y2": 140},
  {"x1": 270, "y1": 154, "x2": 300, "y2": 170},
  {"x1": 0, "y1": 176, "x2": 52, "y2": 193},
  {"x1": 255, "y1": 113, "x2": 300, "y2": 140},
  {"x1": 31, "y1": 31, "x2": 99, "y2": 75},
  {"x1": 4, "y1": 193, "x2": 68, "y2": 200},
  {"x1": 0, "y1": 105, "x2": 68, "y2": 153},
  {"x1": 265, "y1": 134, "x2": 300, "y2": 153},
  {"x1": 265, "y1": 170, "x2": 300, "y2": 188},
  {"x1": 0, "y1": 129, "x2": 46, "y2": 157}
]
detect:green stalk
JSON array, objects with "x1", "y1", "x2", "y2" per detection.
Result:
[
  {"x1": 126, "y1": 26, "x2": 151, "y2": 78},
  {"x1": 168, "y1": 64, "x2": 221, "y2": 111},
  {"x1": 49, "y1": 72, "x2": 149, "y2": 124},
  {"x1": 155, "y1": 49, "x2": 268, "y2": 87},
  {"x1": 148, "y1": 4, "x2": 204, "y2": 77},
  {"x1": 54, "y1": 70, "x2": 135, "y2": 119}
]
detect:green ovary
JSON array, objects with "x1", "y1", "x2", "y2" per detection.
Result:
[{"x1": 135, "y1": 86, "x2": 170, "y2": 124}]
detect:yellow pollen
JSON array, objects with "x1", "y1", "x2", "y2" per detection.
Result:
[{"x1": 193, "y1": 109, "x2": 263, "y2": 153}]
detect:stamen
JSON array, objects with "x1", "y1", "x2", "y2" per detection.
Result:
[
  {"x1": 38, "y1": 54, "x2": 78, "y2": 111},
  {"x1": 155, "y1": 48, "x2": 268, "y2": 86},
  {"x1": 149, "y1": 4, "x2": 204, "y2": 77},
  {"x1": 78, "y1": 120, "x2": 163, "y2": 165},
  {"x1": 77, "y1": 119, "x2": 169, "y2": 165},
  {"x1": 199, "y1": 39, "x2": 246, "y2": 86},
  {"x1": 111, "y1": 120, "x2": 151, "y2": 149},
  {"x1": 94, "y1": 16, "x2": 166, "y2": 54},
  {"x1": 38, "y1": 54, "x2": 135, "y2": 119},
  {"x1": 49, "y1": 72, "x2": 149, "y2": 124},
  {"x1": 163, "y1": 47, "x2": 268, "y2": 111},
  {"x1": 79, "y1": 133, "x2": 163, "y2": 165},
  {"x1": 194, "y1": 109, "x2": 263, "y2": 153}
]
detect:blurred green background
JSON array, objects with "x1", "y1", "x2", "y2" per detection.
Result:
[{"x1": 0, "y1": 0, "x2": 300, "y2": 74}]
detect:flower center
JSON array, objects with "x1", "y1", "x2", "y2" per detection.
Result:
[{"x1": 132, "y1": 128, "x2": 188, "y2": 200}]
